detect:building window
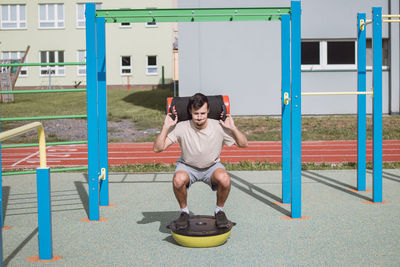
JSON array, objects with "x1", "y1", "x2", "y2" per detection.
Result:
[
  {"x1": 2, "y1": 51, "x2": 28, "y2": 76},
  {"x1": 120, "y1": 56, "x2": 132, "y2": 75},
  {"x1": 301, "y1": 39, "x2": 389, "y2": 71},
  {"x1": 146, "y1": 56, "x2": 158, "y2": 75},
  {"x1": 77, "y1": 50, "x2": 86, "y2": 76},
  {"x1": 327, "y1": 41, "x2": 355, "y2": 65},
  {"x1": 301, "y1": 41, "x2": 320, "y2": 65},
  {"x1": 146, "y1": 21, "x2": 157, "y2": 27},
  {"x1": 301, "y1": 40, "x2": 356, "y2": 71},
  {"x1": 77, "y1": 3, "x2": 102, "y2": 28},
  {"x1": 39, "y1": 4, "x2": 64, "y2": 29},
  {"x1": 1, "y1": 4, "x2": 26, "y2": 29},
  {"x1": 120, "y1": 22, "x2": 131, "y2": 28},
  {"x1": 366, "y1": 38, "x2": 389, "y2": 67},
  {"x1": 40, "y1": 51, "x2": 65, "y2": 76}
]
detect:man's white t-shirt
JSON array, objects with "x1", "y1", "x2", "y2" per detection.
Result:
[{"x1": 167, "y1": 119, "x2": 235, "y2": 169}]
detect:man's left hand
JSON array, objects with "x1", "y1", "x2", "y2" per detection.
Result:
[{"x1": 220, "y1": 114, "x2": 236, "y2": 130}]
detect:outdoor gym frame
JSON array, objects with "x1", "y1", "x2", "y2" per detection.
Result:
[{"x1": 85, "y1": 1, "x2": 302, "y2": 220}]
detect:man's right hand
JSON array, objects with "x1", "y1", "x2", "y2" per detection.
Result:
[{"x1": 164, "y1": 107, "x2": 178, "y2": 129}]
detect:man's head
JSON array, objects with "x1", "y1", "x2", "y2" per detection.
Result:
[{"x1": 188, "y1": 93, "x2": 209, "y2": 128}]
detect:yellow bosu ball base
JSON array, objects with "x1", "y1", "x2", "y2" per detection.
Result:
[{"x1": 171, "y1": 230, "x2": 232, "y2": 248}]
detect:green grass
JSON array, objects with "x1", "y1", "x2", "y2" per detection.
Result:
[
  {"x1": 0, "y1": 91, "x2": 87, "y2": 120},
  {"x1": 107, "y1": 87, "x2": 172, "y2": 130},
  {"x1": 0, "y1": 87, "x2": 171, "y2": 130}
]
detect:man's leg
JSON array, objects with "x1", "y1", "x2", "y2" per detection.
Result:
[
  {"x1": 173, "y1": 170, "x2": 190, "y2": 229},
  {"x1": 173, "y1": 170, "x2": 190, "y2": 209},
  {"x1": 211, "y1": 168, "x2": 231, "y2": 228},
  {"x1": 211, "y1": 168, "x2": 231, "y2": 207}
]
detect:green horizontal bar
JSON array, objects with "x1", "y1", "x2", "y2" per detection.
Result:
[
  {"x1": 97, "y1": 7, "x2": 290, "y2": 23},
  {"x1": 0, "y1": 62, "x2": 86, "y2": 67},
  {"x1": 2, "y1": 170, "x2": 36, "y2": 176},
  {"x1": 0, "y1": 115, "x2": 87, "y2": 122},
  {"x1": 2, "y1": 166, "x2": 88, "y2": 176},
  {"x1": 0, "y1": 89, "x2": 86, "y2": 94},
  {"x1": 2, "y1": 141, "x2": 88, "y2": 148}
]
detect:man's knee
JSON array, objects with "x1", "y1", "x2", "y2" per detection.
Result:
[
  {"x1": 173, "y1": 171, "x2": 189, "y2": 189},
  {"x1": 212, "y1": 169, "x2": 231, "y2": 189}
]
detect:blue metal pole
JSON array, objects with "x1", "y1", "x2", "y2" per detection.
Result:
[
  {"x1": 357, "y1": 13, "x2": 367, "y2": 191},
  {"x1": 97, "y1": 17, "x2": 109, "y2": 207},
  {"x1": 0, "y1": 201, "x2": 2, "y2": 267},
  {"x1": 290, "y1": 1, "x2": 302, "y2": 219},
  {"x1": 0, "y1": 122, "x2": 2, "y2": 265},
  {"x1": 0, "y1": 140, "x2": 3, "y2": 229},
  {"x1": 281, "y1": 14, "x2": 291, "y2": 204},
  {"x1": 0, "y1": 121, "x2": 3, "y2": 229},
  {"x1": 372, "y1": 7, "x2": 383, "y2": 203},
  {"x1": 85, "y1": 3, "x2": 100, "y2": 220},
  {"x1": 36, "y1": 168, "x2": 52, "y2": 260}
]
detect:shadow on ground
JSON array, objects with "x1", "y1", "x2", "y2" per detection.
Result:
[
  {"x1": 137, "y1": 211, "x2": 182, "y2": 245},
  {"x1": 229, "y1": 172, "x2": 291, "y2": 217},
  {"x1": 4, "y1": 227, "x2": 38, "y2": 267},
  {"x1": 302, "y1": 170, "x2": 371, "y2": 201},
  {"x1": 122, "y1": 88, "x2": 174, "y2": 112}
]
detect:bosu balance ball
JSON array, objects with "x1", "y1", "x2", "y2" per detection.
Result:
[{"x1": 167, "y1": 215, "x2": 236, "y2": 248}]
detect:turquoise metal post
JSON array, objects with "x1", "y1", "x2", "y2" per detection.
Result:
[
  {"x1": 0, "y1": 200, "x2": 2, "y2": 267},
  {"x1": 36, "y1": 168, "x2": 53, "y2": 260},
  {"x1": 86, "y1": 3, "x2": 100, "y2": 220},
  {"x1": 281, "y1": 14, "x2": 291, "y2": 204},
  {"x1": 0, "y1": 137, "x2": 3, "y2": 229},
  {"x1": 357, "y1": 13, "x2": 367, "y2": 191},
  {"x1": 290, "y1": 1, "x2": 302, "y2": 218},
  {"x1": 97, "y1": 17, "x2": 109, "y2": 206},
  {"x1": 0, "y1": 121, "x2": 3, "y2": 229},
  {"x1": 372, "y1": 7, "x2": 383, "y2": 202}
]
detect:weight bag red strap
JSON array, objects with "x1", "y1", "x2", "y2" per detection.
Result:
[{"x1": 166, "y1": 95, "x2": 230, "y2": 122}]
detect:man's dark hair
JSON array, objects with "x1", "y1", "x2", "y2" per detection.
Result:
[{"x1": 188, "y1": 93, "x2": 209, "y2": 112}]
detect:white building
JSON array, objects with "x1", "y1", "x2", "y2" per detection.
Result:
[
  {"x1": 178, "y1": 0, "x2": 400, "y2": 115},
  {"x1": 0, "y1": 0, "x2": 176, "y2": 90}
]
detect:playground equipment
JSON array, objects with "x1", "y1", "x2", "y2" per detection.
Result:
[
  {"x1": 0, "y1": 2, "x2": 394, "y2": 262},
  {"x1": 0, "y1": 45, "x2": 30, "y2": 103},
  {"x1": 0, "y1": 61, "x2": 89, "y2": 177},
  {"x1": 167, "y1": 215, "x2": 235, "y2": 248},
  {"x1": 354, "y1": 7, "x2": 397, "y2": 204},
  {"x1": 0, "y1": 62, "x2": 88, "y2": 263},
  {"x1": 280, "y1": 6, "x2": 395, "y2": 219},
  {"x1": 0, "y1": 2, "x2": 391, "y2": 232},
  {"x1": 84, "y1": 1, "x2": 302, "y2": 220},
  {"x1": 0, "y1": 122, "x2": 61, "y2": 262}
]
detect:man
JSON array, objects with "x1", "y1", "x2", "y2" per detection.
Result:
[{"x1": 153, "y1": 93, "x2": 248, "y2": 229}]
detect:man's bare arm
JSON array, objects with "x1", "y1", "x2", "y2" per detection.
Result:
[
  {"x1": 153, "y1": 112, "x2": 177, "y2": 152},
  {"x1": 220, "y1": 115, "x2": 248, "y2": 148}
]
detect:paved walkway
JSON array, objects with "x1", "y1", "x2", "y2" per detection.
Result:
[{"x1": 2, "y1": 169, "x2": 400, "y2": 266}]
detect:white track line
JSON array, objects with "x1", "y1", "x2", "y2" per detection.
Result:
[
  {"x1": 12, "y1": 151, "x2": 39, "y2": 167},
  {"x1": 11, "y1": 145, "x2": 52, "y2": 167}
]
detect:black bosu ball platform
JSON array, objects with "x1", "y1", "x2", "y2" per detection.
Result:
[{"x1": 167, "y1": 215, "x2": 236, "y2": 248}]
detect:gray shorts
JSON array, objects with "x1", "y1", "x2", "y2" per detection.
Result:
[{"x1": 174, "y1": 161, "x2": 226, "y2": 191}]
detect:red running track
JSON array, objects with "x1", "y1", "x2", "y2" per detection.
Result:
[{"x1": 1, "y1": 140, "x2": 400, "y2": 169}]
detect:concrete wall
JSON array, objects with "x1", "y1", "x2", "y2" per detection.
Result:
[
  {"x1": 178, "y1": 0, "x2": 398, "y2": 115},
  {"x1": 0, "y1": 0, "x2": 174, "y2": 88}
]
